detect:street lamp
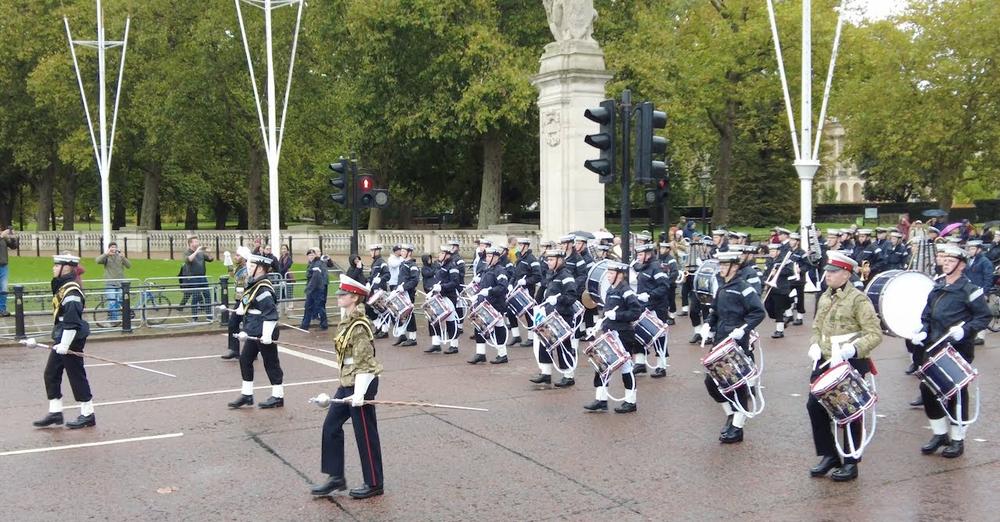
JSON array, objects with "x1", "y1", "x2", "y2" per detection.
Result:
[{"x1": 698, "y1": 166, "x2": 711, "y2": 235}]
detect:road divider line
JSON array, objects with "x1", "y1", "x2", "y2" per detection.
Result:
[
  {"x1": 85, "y1": 354, "x2": 219, "y2": 368},
  {"x1": 1, "y1": 432, "x2": 184, "y2": 457},
  {"x1": 61, "y1": 379, "x2": 339, "y2": 410}
]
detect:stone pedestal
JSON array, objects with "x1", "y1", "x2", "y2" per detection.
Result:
[{"x1": 531, "y1": 40, "x2": 612, "y2": 240}]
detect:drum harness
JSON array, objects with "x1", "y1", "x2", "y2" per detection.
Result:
[
  {"x1": 706, "y1": 324, "x2": 767, "y2": 419},
  {"x1": 920, "y1": 321, "x2": 980, "y2": 427}
]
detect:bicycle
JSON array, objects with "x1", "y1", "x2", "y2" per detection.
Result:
[
  {"x1": 92, "y1": 285, "x2": 173, "y2": 328},
  {"x1": 988, "y1": 287, "x2": 1000, "y2": 333}
]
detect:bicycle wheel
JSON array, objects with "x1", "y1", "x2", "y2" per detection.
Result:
[
  {"x1": 987, "y1": 291, "x2": 1000, "y2": 333},
  {"x1": 91, "y1": 298, "x2": 122, "y2": 329},
  {"x1": 144, "y1": 294, "x2": 172, "y2": 326}
]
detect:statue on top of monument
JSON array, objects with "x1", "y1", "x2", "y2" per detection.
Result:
[{"x1": 543, "y1": 0, "x2": 597, "y2": 43}]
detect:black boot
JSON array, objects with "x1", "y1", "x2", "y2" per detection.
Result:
[
  {"x1": 810, "y1": 456, "x2": 840, "y2": 477},
  {"x1": 374, "y1": 330, "x2": 388, "y2": 339},
  {"x1": 489, "y1": 355, "x2": 508, "y2": 364},
  {"x1": 66, "y1": 414, "x2": 96, "y2": 429},
  {"x1": 665, "y1": 317, "x2": 676, "y2": 325},
  {"x1": 704, "y1": 336, "x2": 715, "y2": 345},
  {"x1": 771, "y1": 330, "x2": 784, "y2": 339},
  {"x1": 614, "y1": 401, "x2": 637, "y2": 414},
  {"x1": 720, "y1": 415, "x2": 734, "y2": 435},
  {"x1": 400, "y1": 339, "x2": 417, "y2": 347},
  {"x1": 510, "y1": 336, "x2": 522, "y2": 345},
  {"x1": 651, "y1": 367, "x2": 667, "y2": 379},
  {"x1": 909, "y1": 396, "x2": 924, "y2": 407},
  {"x1": 349, "y1": 484, "x2": 384, "y2": 499},
  {"x1": 921, "y1": 434, "x2": 950, "y2": 455},
  {"x1": 529, "y1": 374, "x2": 551, "y2": 384},
  {"x1": 792, "y1": 318, "x2": 803, "y2": 326},
  {"x1": 228, "y1": 394, "x2": 254, "y2": 409},
  {"x1": 392, "y1": 336, "x2": 405, "y2": 346},
  {"x1": 519, "y1": 338, "x2": 533, "y2": 347},
  {"x1": 258, "y1": 396, "x2": 284, "y2": 409},
  {"x1": 688, "y1": 333, "x2": 702, "y2": 344},
  {"x1": 974, "y1": 337, "x2": 985, "y2": 346},
  {"x1": 310, "y1": 476, "x2": 347, "y2": 496},
  {"x1": 221, "y1": 350, "x2": 239, "y2": 360},
  {"x1": 719, "y1": 425, "x2": 743, "y2": 443},
  {"x1": 904, "y1": 362, "x2": 919, "y2": 375},
  {"x1": 467, "y1": 354, "x2": 486, "y2": 364},
  {"x1": 941, "y1": 440, "x2": 965, "y2": 458},
  {"x1": 633, "y1": 363, "x2": 647, "y2": 375},
  {"x1": 831, "y1": 463, "x2": 858, "y2": 481},
  {"x1": 583, "y1": 400, "x2": 608, "y2": 412},
  {"x1": 32, "y1": 412, "x2": 64, "y2": 427},
  {"x1": 443, "y1": 346, "x2": 459, "y2": 355},
  {"x1": 553, "y1": 377, "x2": 575, "y2": 388},
  {"x1": 424, "y1": 344, "x2": 442, "y2": 353}
]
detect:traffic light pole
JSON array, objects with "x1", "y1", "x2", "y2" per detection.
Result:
[
  {"x1": 350, "y1": 155, "x2": 359, "y2": 257},
  {"x1": 619, "y1": 89, "x2": 632, "y2": 266}
]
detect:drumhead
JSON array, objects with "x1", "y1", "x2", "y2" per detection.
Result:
[
  {"x1": 868, "y1": 270, "x2": 934, "y2": 339},
  {"x1": 586, "y1": 260, "x2": 612, "y2": 307},
  {"x1": 694, "y1": 259, "x2": 721, "y2": 303},
  {"x1": 702, "y1": 337, "x2": 737, "y2": 365},
  {"x1": 811, "y1": 362, "x2": 850, "y2": 393}
]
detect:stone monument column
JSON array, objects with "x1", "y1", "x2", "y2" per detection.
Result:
[{"x1": 531, "y1": 1, "x2": 611, "y2": 240}]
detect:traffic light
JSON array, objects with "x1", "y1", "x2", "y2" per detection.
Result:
[
  {"x1": 655, "y1": 175, "x2": 669, "y2": 202},
  {"x1": 584, "y1": 99, "x2": 617, "y2": 184},
  {"x1": 358, "y1": 174, "x2": 375, "y2": 207},
  {"x1": 634, "y1": 101, "x2": 667, "y2": 183},
  {"x1": 329, "y1": 158, "x2": 349, "y2": 205}
]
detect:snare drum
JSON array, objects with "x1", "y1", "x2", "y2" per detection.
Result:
[
  {"x1": 633, "y1": 309, "x2": 668, "y2": 350},
  {"x1": 534, "y1": 312, "x2": 573, "y2": 349},
  {"x1": 367, "y1": 289, "x2": 389, "y2": 313},
  {"x1": 916, "y1": 344, "x2": 977, "y2": 401},
  {"x1": 584, "y1": 331, "x2": 629, "y2": 381},
  {"x1": 810, "y1": 362, "x2": 877, "y2": 425},
  {"x1": 694, "y1": 259, "x2": 721, "y2": 305},
  {"x1": 506, "y1": 286, "x2": 536, "y2": 318},
  {"x1": 701, "y1": 338, "x2": 759, "y2": 394},
  {"x1": 470, "y1": 301, "x2": 503, "y2": 332},
  {"x1": 864, "y1": 270, "x2": 934, "y2": 339},
  {"x1": 422, "y1": 294, "x2": 455, "y2": 324},
  {"x1": 584, "y1": 260, "x2": 612, "y2": 309},
  {"x1": 385, "y1": 290, "x2": 413, "y2": 322}
]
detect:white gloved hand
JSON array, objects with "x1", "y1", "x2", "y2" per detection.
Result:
[
  {"x1": 949, "y1": 325, "x2": 965, "y2": 341},
  {"x1": 517, "y1": 277, "x2": 526, "y2": 287},
  {"x1": 808, "y1": 343, "x2": 821, "y2": 362},
  {"x1": 911, "y1": 331, "x2": 928, "y2": 346},
  {"x1": 352, "y1": 373, "x2": 375, "y2": 408},
  {"x1": 260, "y1": 320, "x2": 276, "y2": 344},
  {"x1": 840, "y1": 342, "x2": 856, "y2": 359},
  {"x1": 372, "y1": 276, "x2": 381, "y2": 285},
  {"x1": 605, "y1": 310, "x2": 617, "y2": 321},
  {"x1": 545, "y1": 296, "x2": 557, "y2": 306},
  {"x1": 637, "y1": 292, "x2": 650, "y2": 303},
  {"x1": 237, "y1": 331, "x2": 249, "y2": 342},
  {"x1": 472, "y1": 276, "x2": 481, "y2": 284},
  {"x1": 477, "y1": 288, "x2": 489, "y2": 297},
  {"x1": 431, "y1": 283, "x2": 441, "y2": 294},
  {"x1": 730, "y1": 327, "x2": 746, "y2": 341},
  {"x1": 829, "y1": 345, "x2": 844, "y2": 366},
  {"x1": 351, "y1": 393, "x2": 365, "y2": 407},
  {"x1": 52, "y1": 343, "x2": 70, "y2": 355},
  {"x1": 223, "y1": 251, "x2": 233, "y2": 267}
]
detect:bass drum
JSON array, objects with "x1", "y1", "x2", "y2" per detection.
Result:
[
  {"x1": 864, "y1": 270, "x2": 934, "y2": 339},
  {"x1": 583, "y1": 259, "x2": 612, "y2": 309},
  {"x1": 694, "y1": 259, "x2": 721, "y2": 305}
]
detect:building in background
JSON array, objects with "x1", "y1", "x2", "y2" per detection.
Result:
[{"x1": 819, "y1": 119, "x2": 867, "y2": 203}]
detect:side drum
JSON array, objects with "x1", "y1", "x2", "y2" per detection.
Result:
[
  {"x1": 694, "y1": 259, "x2": 721, "y2": 305},
  {"x1": 863, "y1": 270, "x2": 934, "y2": 339}
]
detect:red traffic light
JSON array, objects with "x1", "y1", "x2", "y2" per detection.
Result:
[
  {"x1": 358, "y1": 175, "x2": 374, "y2": 192},
  {"x1": 657, "y1": 178, "x2": 667, "y2": 190}
]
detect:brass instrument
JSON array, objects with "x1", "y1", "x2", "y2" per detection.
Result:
[
  {"x1": 803, "y1": 225, "x2": 823, "y2": 292},
  {"x1": 761, "y1": 250, "x2": 793, "y2": 302}
]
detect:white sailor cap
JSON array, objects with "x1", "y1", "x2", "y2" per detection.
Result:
[
  {"x1": 247, "y1": 253, "x2": 273, "y2": 266},
  {"x1": 485, "y1": 246, "x2": 504, "y2": 255},
  {"x1": 574, "y1": 234, "x2": 591, "y2": 243},
  {"x1": 367, "y1": 243, "x2": 383, "y2": 251},
  {"x1": 658, "y1": 242, "x2": 672, "y2": 249},
  {"x1": 789, "y1": 232, "x2": 801, "y2": 240},
  {"x1": 516, "y1": 237, "x2": 531, "y2": 245},
  {"x1": 478, "y1": 238, "x2": 492, "y2": 245},
  {"x1": 939, "y1": 244, "x2": 968, "y2": 260},
  {"x1": 735, "y1": 232, "x2": 748, "y2": 239},
  {"x1": 439, "y1": 244, "x2": 453, "y2": 253},
  {"x1": 875, "y1": 227, "x2": 888, "y2": 233},
  {"x1": 776, "y1": 227, "x2": 791, "y2": 235},
  {"x1": 826, "y1": 228, "x2": 840, "y2": 236},
  {"x1": 596, "y1": 244, "x2": 611, "y2": 252},
  {"x1": 235, "y1": 246, "x2": 253, "y2": 259},
  {"x1": 53, "y1": 254, "x2": 80, "y2": 266},
  {"x1": 701, "y1": 237, "x2": 714, "y2": 245},
  {"x1": 826, "y1": 251, "x2": 858, "y2": 272},
  {"x1": 543, "y1": 249, "x2": 565, "y2": 258},
  {"x1": 715, "y1": 251, "x2": 741, "y2": 263},
  {"x1": 606, "y1": 261, "x2": 629, "y2": 272},
  {"x1": 966, "y1": 240, "x2": 983, "y2": 248},
  {"x1": 890, "y1": 232, "x2": 903, "y2": 238},
  {"x1": 636, "y1": 243, "x2": 656, "y2": 253},
  {"x1": 594, "y1": 231, "x2": 614, "y2": 241},
  {"x1": 857, "y1": 228, "x2": 873, "y2": 235},
  {"x1": 540, "y1": 240, "x2": 556, "y2": 248},
  {"x1": 446, "y1": 240, "x2": 461, "y2": 248},
  {"x1": 558, "y1": 234, "x2": 575, "y2": 244},
  {"x1": 767, "y1": 243, "x2": 782, "y2": 250},
  {"x1": 399, "y1": 243, "x2": 415, "y2": 251},
  {"x1": 711, "y1": 229, "x2": 728, "y2": 236},
  {"x1": 633, "y1": 232, "x2": 652, "y2": 242}
]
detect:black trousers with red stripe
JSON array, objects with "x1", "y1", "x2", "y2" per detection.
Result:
[{"x1": 321, "y1": 378, "x2": 383, "y2": 487}]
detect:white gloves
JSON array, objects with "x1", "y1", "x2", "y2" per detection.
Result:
[
  {"x1": 839, "y1": 342, "x2": 857, "y2": 359},
  {"x1": 472, "y1": 276, "x2": 481, "y2": 284},
  {"x1": 605, "y1": 310, "x2": 617, "y2": 321},
  {"x1": 53, "y1": 343, "x2": 70, "y2": 355},
  {"x1": 55, "y1": 329, "x2": 75, "y2": 353},
  {"x1": 949, "y1": 325, "x2": 965, "y2": 341},
  {"x1": 261, "y1": 321, "x2": 277, "y2": 345},
  {"x1": 431, "y1": 283, "x2": 441, "y2": 294},
  {"x1": 911, "y1": 331, "x2": 928, "y2": 347},
  {"x1": 352, "y1": 373, "x2": 375, "y2": 408},
  {"x1": 477, "y1": 288, "x2": 489, "y2": 297},
  {"x1": 223, "y1": 251, "x2": 233, "y2": 267},
  {"x1": 545, "y1": 295, "x2": 558, "y2": 306},
  {"x1": 637, "y1": 292, "x2": 650, "y2": 303},
  {"x1": 517, "y1": 277, "x2": 526, "y2": 287},
  {"x1": 237, "y1": 331, "x2": 250, "y2": 342},
  {"x1": 730, "y1": 327, "x2": 745, "y2": 341},
  {"x1": 808, "y1": 343, "x2": 821, "y2": 362},
  {"x1": 372, "y1": 276, "x2": 381, "y2": 285}
]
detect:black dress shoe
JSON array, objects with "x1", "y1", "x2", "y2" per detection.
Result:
[
  {"x1": 258, "y1": 396, "x2": 284, "y2": 409},
  {"x1": 33, "y1": 412, "x2": 64, "y2": 427},
  {"x1": 489, "y1": 355, "x2": 508, "y2": 364},
  {"x1": 519, "y1": 339, "x2": 533, "y2": 347},
  {"x1": 66, "y1": 414, "x2": 96, "y2": 429},
  {"x1": 720, "y1": 414, "x2": 734, "y2": 435},
  {"x1": 510, "y1": 336, "x2": 522, "y2": 345},
  {"x1": 221, "y1": 350, "x2": 239, "y2": 360},
  {"x1": 443, "y1": 346, "x2": 458, "y2": 354},
  {"x1": 909, "y1": 396, "x2": 924, "y2": 407},
  {"x1": 529, "y1": 374, "x2": 551, "y2": 384},
  {"x1": 583, "y1": 400, "x2": 608, "y2": 412},
  {"x1": 719, "y1": 425, "x2": 743, "y2": 443},
  {"x1": 374, "y1": 331, "x2": 388, "y2": 339},
  {"x1": 467, "y1": 354, "x2": 486, "y2": 364},
  {"x1": 942, "y1": 440, "x2": 965, "y2": 458},
  {"x1": 349, "y1": 484, "x2": 384, "y2": 499},
  {"x1": 688, "y1": 333, "x2": 702, "y2": 344},
  {"x1": 704, "y1": 337, "x2": 715, "y2": 345},
  {"x1": 771, "y1": 331, "x2": 784, "y2": 339},
  {"x1": 831, "y1": 463, "x2": 858, "y2": 481},
  {"x1": 793, "y1": 319, "x2": 804, "y2": 326},
  {"x1": 810, "y1": 456, "x2": 840, "y2": 477},
  {"x1": 392, "y1": 336, "x2": 405, "y2": 346},
  {"x1": 553, "y1": 377, "x2": 575, "y2": 388},
  {"x1": 633, "y1": 363, "x2": 647, "y2": 375},
  {"x1": 310, "y1": 476, "x2": 347, "y2": 496},
  {"x1": 424, "y1": 345, "x2": 442, "y2": 353},
  {"x1": 228, "y1": 394, "x2": 254, "y2": 409},
  {"x1": 665, "y1": 317, "x2": 676, "y2": 325},
  {"x1": 614, "y1": 401, "x2": 637, "y2": 414},
  {"x1": 973, "y1": 338, "x2": 984, "y2": 346},
  {"x1": 904, "y1": 362, "x2": 919, "y2": 375},
  {"x1": 921, "y1": 434, "x2": 950, "y2": 455},
  {"x1": 678, "y1": 310, "x2": 688, "y2": 317},
  {"x1": 651, "y1": 367, "x2": 667, "y2": 379},
  {"x1": 400, "y1": 339, "x2": 417, "y2": 347}
]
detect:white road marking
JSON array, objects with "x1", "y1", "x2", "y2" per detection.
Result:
[
  {"x1": 61, "y1": 379, "x2": 338, "y2": 410},
  {"x1": 1, "y1": 432, "x2": 184, "y2": 457},
  {"x1": 277, "y1": 346, "x2": 339, "y2": 368},
  {"x1": 973, "y1": 438, "x2": 987, "y2": 443},
  {"x1": 85, "y1": 354, "x2": 219, "y2": 368},
  {"x1": 790, "y1": 393, "x2": 802, "y2": 397}
]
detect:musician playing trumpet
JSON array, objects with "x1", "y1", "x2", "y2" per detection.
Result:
[{"x1": 762, "y1": 243, "x2": 795, "y2": 339}]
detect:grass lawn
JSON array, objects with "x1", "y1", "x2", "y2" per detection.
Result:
[{"x1": 4, "y1": 256, "x2": 306, "y2": 286}]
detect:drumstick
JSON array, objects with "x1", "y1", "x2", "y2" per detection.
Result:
[{"x1": 924, "y1": 321, "x2": 966, "y2": 353}]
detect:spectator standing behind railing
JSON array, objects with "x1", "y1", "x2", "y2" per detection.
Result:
[
  {"x1": 0, "y1": 225, "x2": 19, "y2": 317},
  {"x1": 95, "y1": 242, "x2": 131, "y2": 320},
  {"x1": 184, "y1": 236, "x2": 214, "y2": 322},
  {"x1": 277, "y1": 244, "x2": 294, "y2": 308}
]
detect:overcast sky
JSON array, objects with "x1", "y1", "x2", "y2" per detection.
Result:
[{"x1": 847, "y1": 0, "x2": 910, "y2": 20}]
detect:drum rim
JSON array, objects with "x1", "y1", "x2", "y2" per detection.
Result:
[
  {"x1": 810, "y1": 362, "x2": 853, "y2": 393},
  {"x1": 869, "y1": 269, "x2": 933, "y2": 338}
]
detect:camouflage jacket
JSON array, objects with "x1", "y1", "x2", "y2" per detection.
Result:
[
  {"x1": 810, "y1": 284, "x2": 882, "y2": 359},
  {"x1": 333, "y1": 305, "x2": 383, "y2": 386}
]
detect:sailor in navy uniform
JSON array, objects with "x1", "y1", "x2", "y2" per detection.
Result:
[
  {"x1": 531, "y1": 249, "x2": 579, "y2": 387},
  {"x1": 228, "y1": 253, "x2": 284, "y2": 409},
  {"x1": 468, "y1": 247, "x2": 510, "y2": 365},
  {"x1": 391, "y1": 244, "x2": 420, "y2": 347},
  {"x1": 424, "y1": 245, "x2": 462, "y2": 354},
  {"x1": 583, "y1": 262, "x2": 641, "y2": 414},
  {"x1": 763, "y1": 242, "x2": 795, "y2": 338},
  {"x1": 658, "y1": 242, "x2": 679, "y2": 325},
  {"x1": 33, "y1": 254, "x2": 96, "y2": 429},
  {"x1": 634, "y1": 243, "x2": 672, "y2": 378},
  {"x1": 512, "y1": 238, "x2": 542, "y2": 347},
  {"x1": 366, "y1": 244, "x2": 391, "y2": 335}
]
